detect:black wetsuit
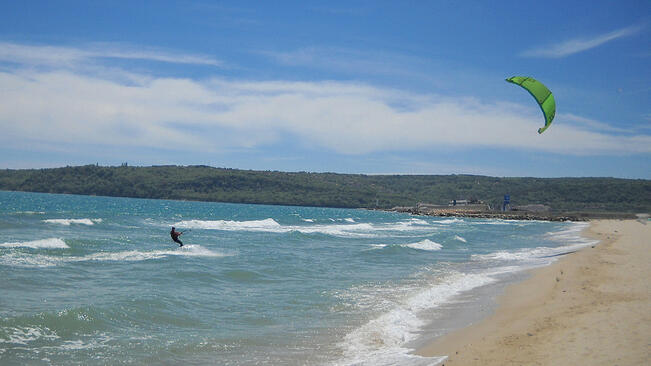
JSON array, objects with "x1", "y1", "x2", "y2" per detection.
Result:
[{"x1": 170, "y1": 229, "x2": 183, "y2": 247}]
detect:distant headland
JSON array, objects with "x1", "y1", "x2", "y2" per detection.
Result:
[{"x1": 0, "y1": 165, "x2": 649, "y2": 218}]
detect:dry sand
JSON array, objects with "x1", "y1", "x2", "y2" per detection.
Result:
[{"x1": 416, "y1": 220, "x2": 650, "y2": 365}]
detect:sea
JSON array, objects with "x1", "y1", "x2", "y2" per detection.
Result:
[{"x1": 0, "y1": 190, "x2": 597, "y2": 365}]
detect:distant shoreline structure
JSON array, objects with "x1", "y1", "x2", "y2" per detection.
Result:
[{"x1": 382, "y1": 205, "x2": 637, "y2": 221}]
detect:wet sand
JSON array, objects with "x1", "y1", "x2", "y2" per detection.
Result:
[{"x1": 416, "y1": 219, "x2": 651, "y2": 365}]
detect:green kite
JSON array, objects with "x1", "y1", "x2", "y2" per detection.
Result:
[{"x1": 506, "y1": 76, "x2": 556, "y2": 134}]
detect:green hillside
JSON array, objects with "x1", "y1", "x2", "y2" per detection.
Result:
[{"x1": 0, "y1": 165, "x2": 649, "y2": 212}]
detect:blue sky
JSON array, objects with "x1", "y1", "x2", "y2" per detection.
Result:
[{"x1": 1, "y1": 1, "x2": 649, "y2": 178}]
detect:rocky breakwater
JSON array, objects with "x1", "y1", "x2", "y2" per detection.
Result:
[{"x1": 389, "y1": 206, "x2": 587, "y2": 222}]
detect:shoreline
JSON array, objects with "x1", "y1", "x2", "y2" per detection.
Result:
[
  {"x1": 415, "y1": 219, "x2": 650, "y2": 365},
  {"x1": 384, "y1": 206, "x2": 638, "y2": 222}
]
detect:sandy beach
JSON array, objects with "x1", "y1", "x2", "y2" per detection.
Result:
[{"x1": 417, "y1": 219, "x2": 651, "y2": 365}]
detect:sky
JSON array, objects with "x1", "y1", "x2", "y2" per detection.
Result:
[{"x1": 0, "y1": 1, "x2": 649, "y2": 178}]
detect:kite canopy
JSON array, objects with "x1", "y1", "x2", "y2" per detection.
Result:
[{"x1": 506, "y1": 76, "x2": 555, "y2": 134}]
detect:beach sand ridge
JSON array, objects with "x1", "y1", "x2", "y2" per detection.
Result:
[{"x1": 416, "y1": 219, "x2": 650, "y2": 365}]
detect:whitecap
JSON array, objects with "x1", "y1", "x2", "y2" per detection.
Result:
[
  {"x1": 434, "y1": 218, "x2": 463, "y2": 224},
  {"x1": 454, "y1": 235, "x2": 467, "y2": 243},
  {"x1": 0, "y1": 245, "x2": 226, "y2": 267},
  {"x1": 176, "y1": 218, "x2": 282, "y2": 232},
  {"x1": 0, "y1": 238, "x2": 68, "y2": 249},
  {"x1": 43, "y1": 218, "x2": 102, "y2": 226},
  {"x1": 368, "y1": 244, "x2": 388, "y2": 250},
  {"x1": 81, "y1": 245, "x2": 226, "y2": 262},
  {"x1": 0, "y1": 326, "x2": 59, "y2": 345},
  {"x1": 367, "y1": 240, "x2": 443, "y2": 252},
  {"x1": 175, "y1": 218, "x2": 436, "y2": 238},
  {"x1": 0, "y1": 253, "x2": 62, "y2": 267},
  {"x1": 404, "y1": 239, "x2": 443, "y2": 251}
]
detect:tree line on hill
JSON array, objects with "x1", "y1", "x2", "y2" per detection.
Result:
[{"x1": 0, "y1": 165, "x2": 649, "y2": 213}]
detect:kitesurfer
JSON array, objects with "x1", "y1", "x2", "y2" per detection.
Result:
[{"x1": 170, "y1": 227, "x2": 184, "y2": 247}]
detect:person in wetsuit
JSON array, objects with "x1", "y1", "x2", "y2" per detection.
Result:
[{"x1": 170, "y1": 227, "x2": 184, "y2": 247}]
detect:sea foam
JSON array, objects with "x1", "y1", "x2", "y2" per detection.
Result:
[
  {"x1": 43, "y1": 218, "x2": 102, "y2": 226},
  {"x1": 176, "y1": 218, "x2": 282, "y2": 231},
  {"x1": 337, "y1": 271, "x2": 495, "y2": 365},
  {"x1": 0, "y1": 325, "x2": 60, "y2": 345},
  {"x1": 472, "y1": 222, "x2": 597, "y2": 264},
  {"x1": 434, "y1": 218, "x2": 464, "y2": 224},
  {"x1": 0, "y1": 238, "x2": 68, "y2": 249},
  {"x1": 175, "y1": 218, "x2": 431, "y2": 238},
  {"x1": 0, "y1": 245, "x2": 226, "y2": 268},
  {"x1": 82, "y1": 246, "x2": 225, "y2": 262},
  {"x1": 370, "y1": 239, "x2": 443, "y2": 251},
  {"x1": 405, "y1": 239, "x2": 443, "y2": 251}
]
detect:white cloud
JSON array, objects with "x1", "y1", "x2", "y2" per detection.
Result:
[
  {"x1": 261, "y1": 46, "x2": 436, "y2": 81},
  {"x1": 0, "y1": 42, "x2": 223, "y2": 67},
  {"x1": 521, "y1": 24, "x2": 644, "y2": 58},
  {"x1": 0, "y1": 42, "x2": 649, "y2": 158},
  {"x1": 561, "y1": 113, "x2": 635, "y2": 133},
  {"x1": 1, "y1": 67, "x2": 650, "y2": 157}
]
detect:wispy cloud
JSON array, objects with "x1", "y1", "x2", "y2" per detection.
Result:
[
  {"x1": 521, "y1": 24, "x2": 645, "y2": 58},
  {"x1": 561, "y1": 113, "x2": 636, "y2": 134},
  {"x1": 1, "y1": 68, "x2": 650, "y2": 157},
  {"x1": 0, "y1": 42, "x2": 223, "y2": 67},
  {"x1": 1, "y1": 42, "x2": 649, "y2": 160},
  {"x1": 261, "y1": 46, "x2": 435, "y2": 80}
]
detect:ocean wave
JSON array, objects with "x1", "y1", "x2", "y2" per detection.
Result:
[
  {"x1": 0, "y1": 325, "x2": 59, "y2": 345},
  {"x1": 81, "y1": 245, "x2": 227, "y2": 262},
  {"x1": 370, "y1": 239, "x2": 443, "y2": 252},
  {"x1": 0, "y1": 245, "x2": 226, "y2": 268},
  {"x1": 175, "y1": 218, "x2": 434, "y2": 238},
  {"x1": 454, "y1": 235, "x2": 467, "y2": 242},
  {"x1": 55, "y1": 338, "x2": 110, "y2": 351},
  {"x1": 43, "y1": 218, "x2": 102, "y2": 226},
  {"x1": 0, "y1": 308, "x2": 112, "y2": 351},
  {"x1": 471, "y1": 243, "x2": 590, "y2": 262},
  {"x1": 544, "y1": 222, "x2": 591, "y2": 243},
  {"x1": 0, "y1": 253, "x2": 61, "y2": 267},
  {"x1": 473, "y1": 223, "x2": 597, "y2": 263},
  {"x1": 177, "y1": 218, "x2": 282, "y2": 231},
  {"x1": 404, "y1": 239, "x2": 443, "y2": 251},
  {"x1": 337, "y1": 271, "x2": 494, "y2": 365},
  {"x1": 434, "y1": 218, "x2": 464, "y2": 224},
  {"x1": 0, "y1": 238, "x2": 68, "y2": 249}
]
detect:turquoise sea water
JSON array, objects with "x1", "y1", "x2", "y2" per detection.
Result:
[{"x1": 0, "y1": 191, "x2": 595, "y2": 365}]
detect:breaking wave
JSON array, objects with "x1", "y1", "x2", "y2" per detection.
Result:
[
  {"x1": 336, "y1": 271, "x2": 494, "y2": 365},
  {"x1": 43, "y1": 218, "x2": 102, "y2": 226},
  {"x1": 472, "y1": 222, "x2": 597, "y2": 264},
  {"x1": 175, "y1": 218, "x2": 433, "y2": 238},
  {"x1": 0, "y1": 245, "x2": 226, "y2": 268},
  {"x1": 370, "y1": 239, "x2": 443, "y2": 251},
  {"x1": 0, "y1": 238, "x2": 68, "y2": 249}
]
